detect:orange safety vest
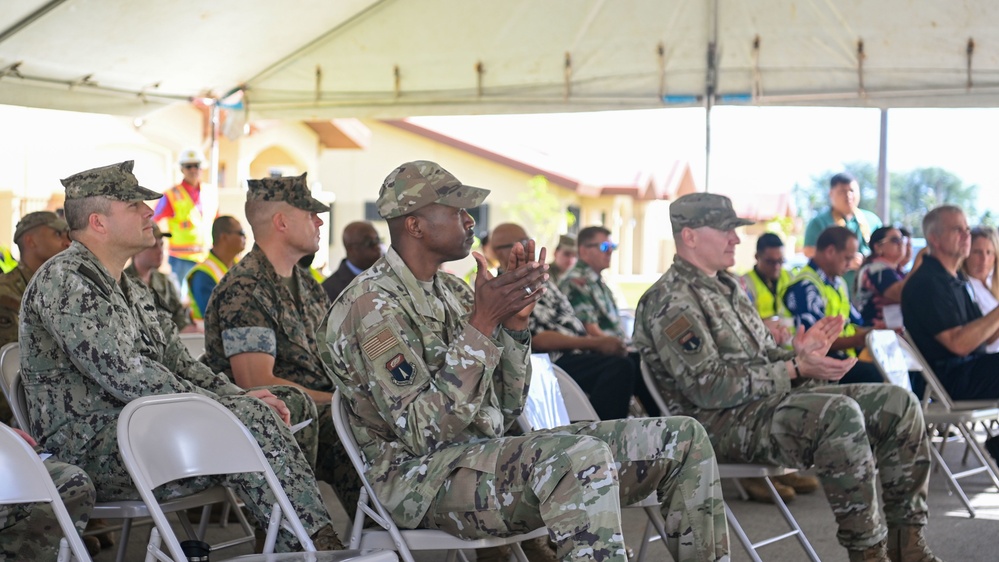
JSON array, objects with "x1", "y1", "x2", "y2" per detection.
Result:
[
  {"x1": 163, "y1": 184, "x2": 207, "y2": 262},
  {"x1": 185, "y1": 253, "x2": 229, "y2": 320}
]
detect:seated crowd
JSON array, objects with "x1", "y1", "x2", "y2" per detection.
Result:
[{"x1": 7, "y1": 159, "x2": 989, "y2": 562}]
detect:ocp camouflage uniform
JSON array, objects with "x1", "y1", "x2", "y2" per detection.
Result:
[
  {"x1": 320, "y1": 247, "x2": 729, "y2": 562},
  {"x1": 633, "y1": 255, "x2": 932, "y2": 551},
  {"x1": 0, "y1": 454, "x2": 94, "y2": 560},
  {"x1": 21, "y1": 240, "x2": 333, "y2": 551},
  {"x1": 125, "y1": 263, "x2": 193, "y2": 333},
  {"x1": 558, "y1": 260, "x2": 627, "y2": 339},
  {"x1": 0, "y1": 263, "x2": 32, "y2": 424},
  {"x1": 204, "y1": 244, "x2": 360, "y2": 512}
]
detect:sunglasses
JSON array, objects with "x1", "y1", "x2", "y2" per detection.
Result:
[
  {"x1": 493, "y1": 239, "x2": 530, "y2": 251},
  {"x1": 584, "y1": 241, "x2": 618, "y2": 253},
  {"x1": 182, "y1": 163, "x2": 201, "y2": 170},
  {"x1": 760, "y1": 258, "x2": 786, "y2": 266},
  {"x1": 230, "y1": 230, "x2": 246, "y2": 237}
]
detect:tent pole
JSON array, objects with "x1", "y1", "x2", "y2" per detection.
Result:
[
  {"x1": 704, "y1": 0, "x2": 719, "y2": 192},
  {"x1": 876, "y1": 109, "x2": 889, "y2": 222}
]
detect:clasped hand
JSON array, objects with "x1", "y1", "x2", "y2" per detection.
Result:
[{"x1": 469, "y1": 239, "x2": 548, "y2": 335}]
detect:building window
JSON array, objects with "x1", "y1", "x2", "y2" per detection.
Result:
[
  {"x1": 567, "y1": 205, "x2": 581, "y2": 235},
  {"x1": 468, "y1": 205, "x2": 489, "y2": 239}
]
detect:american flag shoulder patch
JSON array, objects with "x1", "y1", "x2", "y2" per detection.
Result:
[{"x1": 362, "y1": 327, "x2": 396, "y2": 359}]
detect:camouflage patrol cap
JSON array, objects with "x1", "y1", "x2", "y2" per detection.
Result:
[
  {"x1": 13, "y1": 211, "x2": 69, "y2": 244},
  {"x1": 556, "y1": 234, "x2": 577, "y2": 251},
  {"x1": 377, "y1": 160, "x2": 489, "y2": 219},
  {"x1": 246, "y1": 173, "x2": 330, "y2": 213},
  {"x1": 60, "y1": 160, "x2": 162, "y2": 202},
  {"x1": 670, "y1": 192, "x2": 755, "y2": 233}
]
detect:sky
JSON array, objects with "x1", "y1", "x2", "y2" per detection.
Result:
[{"x1": 412, "y1": 106, "x2": 999, "y2": 218}]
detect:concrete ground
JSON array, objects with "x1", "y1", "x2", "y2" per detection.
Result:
[{"x1": 92, "y1": 432, "x2": 999, "y2": 561}]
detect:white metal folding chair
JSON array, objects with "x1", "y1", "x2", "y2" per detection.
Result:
[
  {"x1": 331, "y1": 390, "x2": 547, "y2": 562},
  {"x1": 178, "y1": 333, "x2": 206, "y2": 359},
  {"x1": 118, "y1": 393, "x2": 393, "y2": 562},
  {"x1": 869, "y1": 331, "x2": 999, "y2": 517},
  {"x1": 0, "y1": 423, "x2": 92, "y2": 562},
  {"x1": 516, "y1": 355, "x2": 672, "y2": 562},
  {"x1": 639, "y1": 360, "x2": 820, "y2": 562},
  {"x1": 0, "y1": 343, "x2": 255, "y2": 561}
]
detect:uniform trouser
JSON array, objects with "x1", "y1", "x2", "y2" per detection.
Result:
[
  {"x1": 314, "y1": 402, "x2": 363, "y2": 513},
  {"x1": 706, "y1": 384, "x2": 931, "y2": 550},
  {"x1": 555, "y1": 353, "x2": 636, "y2": 420},
  {"x1": 72, "y1": 387, "x2": 333, "y2": 552},
  {"x1": 0, "y1": 458, "x2": 95, "y2": 559},
  {"x1": 420, "y1": 417, "x2": 729, "y2": 562}
]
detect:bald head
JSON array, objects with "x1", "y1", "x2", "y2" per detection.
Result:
[
  {"x1": 343, "y1": 221, "x2": 382, "y2": 270},
  {"x1": 490, "y1": 223, "x2": 528, "y2": 268}
]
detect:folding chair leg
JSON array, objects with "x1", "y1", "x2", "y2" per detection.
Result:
[
  {"x1": 511, "y1": 542, "x2": 530, "y2": 562},
  {"x1": 114, "y1": 518, "x2": 133, "y2": 562},
  {"x1": 726, "y1": 504, "x2": 763, "y2": 562},
  {"x1": 635, "y1": 505, "x2": 668, "y2": 562},
  {"x1": 764, "y1": 478, "x2": 821, "y2": 562},
  {"x1": 929, "y1": 440, "x2": 977, "y2": 517}
]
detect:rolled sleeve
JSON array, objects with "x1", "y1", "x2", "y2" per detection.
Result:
[{"x1": 222, "y1": 327, "x2": 277, "y2": 357}]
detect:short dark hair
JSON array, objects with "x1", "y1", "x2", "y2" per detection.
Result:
[
  {"x1": 756, "y1": 233, "x2": 784, "y2": 253},
  {"x1": 816, "y1": 226, "x2": 857, "y2": 252},
  {"x1": 577, "y1": 226, "x2": 611, "y2": 247},
  {"x1": 212, "y1": 215, "x2": 238, "y2": 243},
  {"x1": 829, "y1": 172, "x2": 855, "y2": 189}
]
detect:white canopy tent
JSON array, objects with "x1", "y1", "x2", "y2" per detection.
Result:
[{"x1": 3, "y1": 0, "x2": 999, "y2": 119}]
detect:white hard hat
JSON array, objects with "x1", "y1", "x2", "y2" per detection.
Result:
[{"x1": 178, "y1": 148, "x2": 204, "y2": 166}]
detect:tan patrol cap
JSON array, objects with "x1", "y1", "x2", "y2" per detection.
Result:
[
  {"x1": 376, "y1": 160, "x2": 489, "y2": 219},
  {"x1": 13, "y1": 211, "x2": 69, "y2": 244}
]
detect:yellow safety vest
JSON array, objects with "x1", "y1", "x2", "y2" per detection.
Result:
[
  {"x1": 0, "y1": 247, "x2": 16, "y2": 274},
  {"x1": 185, "y1": 253, "x2": 229, "y2": 320},
  {"x1": 164, "y1": 184, "x2": 207, "y2": 261},
  {"x1": 782, "y1": 264, "x2": 858, "y2": 357},
  {"x1": 741, "y1": 268, "x2": 791, "y2": 319},
  {"x1": 309, "y1": 267, "x2": 325, "y2": 284}
]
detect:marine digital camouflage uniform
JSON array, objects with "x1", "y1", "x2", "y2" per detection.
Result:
[
  {"x1": 20, "y1": 239, "x2": 333, "y2": 551},
  {"x1": 125, "y1": 263, "x2": 192, "y2": 332},
  {"x1": 203, "y1": 244, "x2": 360, "y2": 511},
  {"x1": 0, "y1": 451, "x2": 94, "y2": 560},
  {"x1": 320, "y1": 247, "x2": 729, "y2": 562},
  {"x1": 633, "y1": 255, "x2": 932, "y2": 550},
  {"x1": 0, "y1": 262, "x2": 32, "y2": 423},
  {"x1": 558, "y1": 260, "x2": 627, "y2": 339}
]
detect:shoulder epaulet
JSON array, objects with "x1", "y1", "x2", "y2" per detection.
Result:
[{"x1": 77, "y1": 263, "x2": 111, "y2": 297}]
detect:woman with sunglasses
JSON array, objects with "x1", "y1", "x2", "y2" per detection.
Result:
[
  {"x1": 963, "y1": 226, "x2": 999, "y2": 353},
  {"x1": 853, "y1": 226, "x2": 916, "y2": 327}
]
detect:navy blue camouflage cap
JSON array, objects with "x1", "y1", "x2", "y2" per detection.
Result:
[
  {"x1": 669, "y1": 193, "x2": 755, "y2": 233},
  {"x1": 246, "y1": 173, "x2": 329, "y2": 213},
  {"x1": 13, "y1": 211, "x2": 68, "y2": 243},
  {"x1": 60, "y1": 160, "x2": 162, "y2": 202},
  {"x1": 377, "y1": 160, "x2": 489, "y2": 219}
]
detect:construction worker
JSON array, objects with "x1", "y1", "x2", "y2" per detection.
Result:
[{"x1": 154, "y1": 148, "x2": 218, "y2": 292}]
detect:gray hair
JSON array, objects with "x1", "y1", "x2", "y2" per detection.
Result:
[
  {"x1": 64, "y1": 196, "x2": 113, "y2": 232},
  {"x1": 923, "y1": 205, "x2": 964, "y2": 239}
]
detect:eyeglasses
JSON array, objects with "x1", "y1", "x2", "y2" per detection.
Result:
[
  {"x1": 182, "y1": 163, "x2": 201, "y2": 170},
  {"x1": 882, "y1": 237, "x2": 904, "y2": 245},
  {"x1": 359, "y1": 237, "x2": 381, "y2": 249},
  {"x1": 584, "y1": 241, "x2": 618, "y2": 253},
  {"x1": 760, "y1": 258, "x2": 785, "y2": 266}
]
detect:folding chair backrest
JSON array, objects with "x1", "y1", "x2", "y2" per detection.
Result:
[
  {"x1": 899, "y1": 333, "x2": 955, "y2": 410},
  {"x1": 178, "y1": 333, "x2": 206, "y2": 359},
  {"x1": 0, "y1": 423, "x2": 92, "y2": 561},
  {"x1": 0, "y1": 342, "x2": 29, "y2": 429},
  {"x1": 519, "y1": 354, "x2": 571, "y2": 431},
  {"x1": 639, "y1": 361, "x2": 673, "y2": 416},
  {"x1": 865, "y1": 330, "x2": 913, "y2": 391},
  {"x1": 550, "y1": 366, "x2": 599, "y2": 423},
  {"x1": 117, "y1": 393, "x2": 315, "y2": 560}
]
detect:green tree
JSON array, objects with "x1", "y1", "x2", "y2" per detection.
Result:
[
  {"x1": 889, "y1": 167, "x2": 978, "y2": 237},
  {"x1": 502, "y1": 175, "x2": 574, "y2": 246}
]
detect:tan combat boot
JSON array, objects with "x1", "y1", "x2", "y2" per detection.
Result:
[
  {"x1": 738, "y1": 477, "x2": 795, "y2": 503},
  {"x1": 520, "y1": 535, "x2": 560, "y2": 562},
  {"x1": 848, "y1": 540, "x2": 890, "y2": 562},
  {"x1": 476, "y1": 546, "x2": 512, "y2": 562},
  {"x1": 886, "y1": 525, "x2": 943, "y2": 562},
  {"x1": 773, "y1": 472, "x2": 821, "y2": 494}
]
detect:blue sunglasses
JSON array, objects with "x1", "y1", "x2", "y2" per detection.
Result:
[{"x1": 585, "y1": 241, "x2": 618, "y2": 253}]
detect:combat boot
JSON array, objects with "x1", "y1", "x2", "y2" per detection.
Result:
[
  {"x1": 520, "y1": 535, "x2": 559, "y2": 562},
  {"x1": 738, "y1": 477, "x2": 795, "y2": 503},
  {"x1": 886, "y1": 525, "x2": 943, "y2": 562},
  {"x1": 773, "y1": 472, "x2": 821, "y2": 494},
  {"x1": 848, "y1": 540, "x2": 889, "y2": 562},
  {"x1": 310, "y1": 523, "x2": 345, "y2": 550},
  {"x1": 475, "y1": 545, "x2": 511, "y2": 562}
]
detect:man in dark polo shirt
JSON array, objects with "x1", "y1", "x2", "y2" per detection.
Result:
[{"x1": 902, "y1": 205, "x2": 999, "y2": 409}]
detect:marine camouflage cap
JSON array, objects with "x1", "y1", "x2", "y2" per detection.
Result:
[
  {"x1": 61, "y1": 160, "x2": 163, "y2": 202},
  {"x1": 669, "y1": 192, "x2": 755, "y2": 233},
  {"x1": 377, "y1": 160, "x2": 490, "y2": 219},
  {"x1": 246, "y1": 173, "x2": 329, "y2": 213},
  {"x1": 13, "y1": 211, "x2": 69, "y2": 243}
]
